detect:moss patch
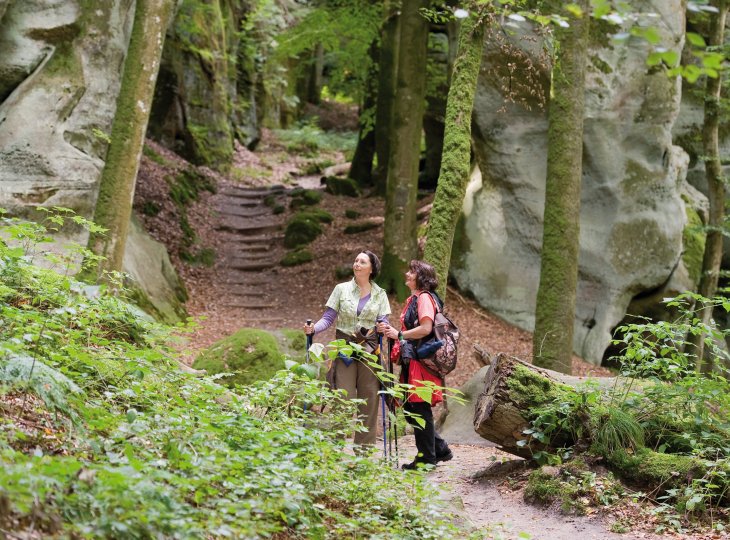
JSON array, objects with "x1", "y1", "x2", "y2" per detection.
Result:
[
  {"x1": 281, "y1": 248, "x2": 313, "y2": 267},
  {"x1": 608, "y1": 448, "x2": 705, "y2": 489},
  {"x1": 289, "y1": 189, "x2": 323, "y2": 209},
  {"x1": 681, "y1": 201, "x2": 706, "y2": 285},
  {"x1": 192, "y1": 328, "x2": 284, "y2": 387},
  {"x1": 506, "y1": 364, "x2": 573, "y2": 411},
  {"x1": 324, "y1": 176, "x2": 360, "y2": 197},
  {"x1": 344, "y1": 222, "x2": 379, "y2": 234}
]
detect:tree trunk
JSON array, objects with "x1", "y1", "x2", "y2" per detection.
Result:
[
  {"x1": 86, "y1": 0, "x2": 173, "y2": 279},
  {"x1": 372, "y1": 0, "x2": 400, "y2": 194},
  {"x1": 531, "y1": 2, "x2": 590, "y2": 374},
  {"x1": 349, "y1": 40, "x2": 378, "y2": 186},
  {"x1": 423, "y1": 9, "x2": 486, "y2": 300},
  {"x1": 689, "y1": 0, "x2": 728, "y2": 373},
  {"x1": 379, "y1": 0, "x2": 429, "y2": 297},
  {"x1": 473, "y1": 353, "x2": 615, "y2": 459}
]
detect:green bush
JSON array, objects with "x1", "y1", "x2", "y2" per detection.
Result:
[
  {"x1": 289, "y1": 189, "x2": 323, "y2": 209},
  {"x1": 192, "y1": 328, "x2": 285, "y2": 386}
]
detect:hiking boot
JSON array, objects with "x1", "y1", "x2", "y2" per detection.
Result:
[
  {"x1": 435, "y1": 449, "x2": 453, "y2": 463},
  {"x1": 401, "y1": 460, "x2": 436, "y2": 471}
]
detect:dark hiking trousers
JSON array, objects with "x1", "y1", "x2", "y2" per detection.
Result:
[{"x1": 404, "y1": 400, "x2": 450, "y2": 464}]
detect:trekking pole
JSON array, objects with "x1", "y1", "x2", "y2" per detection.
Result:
[
  {"x1": 376, "y1": 317, "x2": 388, "y2": 459},
  {"x1": 305, "y1": 319, "x2": 313, "y2": 363},
  {"x1": 304, "y1": 320, "x2": 313, "y2": 415},
  {"x1": 387, "y1": 336, "x2": 399, "y2": 464}
]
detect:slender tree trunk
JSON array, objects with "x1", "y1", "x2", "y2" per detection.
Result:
[
  {"x1": 380, "y1": 0, "x2": 429, "y2": 298},
  {"x1": 349, "y1": 40, "x2": 378, "y2": 186},
  {"x1": 690, "y1": 0, "x2": 727, "y2": 372},
  {"x1": 423, "y1": 9, "x2": 486, "y2": 299},
  {"x1": 532, "y1": 2, "x2": 590, "y2": 374},
  {"x1": 86, "y1": 0, "x2": 174, "y2": 279},
  {"x1": 373, "y1": 0, "x2": 400, "y2": 194}
]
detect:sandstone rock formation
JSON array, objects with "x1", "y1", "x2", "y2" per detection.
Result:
[{"x1": 452, "y1": 2, "x2": 693, "y2": 365}]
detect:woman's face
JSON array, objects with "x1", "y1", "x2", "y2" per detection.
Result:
[
  {"x1": 405, "y1": 268, "x2": 417, "y2": 292},
  {"x1": 353, "y1": 253, "x2": 372, "y2": 280}
]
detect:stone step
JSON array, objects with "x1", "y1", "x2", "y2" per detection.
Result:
[
  {"x1": 217, "y1": 220, "x2": 282, "y2": 235},
  {"x1": 229, "y1": 252, "x2": 277, "y2": 263},
  {"x1": 221, "y1": 233, "x2": 284, "y2": 244},
  {"x1": 230, "y1": 261, "x2": 278, "y2": 272},
  {"x1": 219, "y1": 186, "x2": 285, "y2": 199},
  {"x1": 229, "y1": 290, "x2": 268, "y2": 298},
  {"x1": 219, "y1": 196, "x2": 261, "y2": 207},
  {"x1": 222, "y1": 302, "x2": 277, "y2": 309},
  {"x1": 217, "y1": 205, "x2": 270, "y2": 218}
]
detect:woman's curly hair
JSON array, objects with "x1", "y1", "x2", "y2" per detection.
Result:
[{"x1": 409, "y1": 259, "x2": 438, "y2": 292}]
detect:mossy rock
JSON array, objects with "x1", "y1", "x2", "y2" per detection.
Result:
[
  {"x1": 324, "y1": 176, "x2": 360, "y2": 197},
  {"x1": 298, "y1": 208, "x2": 333, "y2": 224},
  {"x1": 281, "y1": 248, "x2": 313, "y2": 267},
  {"x1": 272, "y1": 204, "x2": 285, "y2": 214},
  {"x1": 607, "y1": 448, "x2": 708, "y2": 491},
  {"x1": 289, "y1": 189, "x2": 323, "y2": 209},
  {"x1": 192, "y1": 328, "x2": 284, "y2": 387},
  {"x1": 344, "y1": 209, "x2": 360, "y2": 219},
  {"x1": 284, "y1": 214, "x2": 324, "y2": 248},
  {"x1": 344, "y1": 221, "x2": 379, "y2": 235},
  {"x1": 334, "y1": 265, "x2": 353, "y2": 280}
]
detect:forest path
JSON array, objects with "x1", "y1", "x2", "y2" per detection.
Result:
[{"x1": 213, "y1": 183, "x2": 286, "y2": 325}]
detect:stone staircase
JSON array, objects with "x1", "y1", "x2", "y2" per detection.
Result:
[{"x1": 215, "y1": 183, "x2": 287, "y2": 325}]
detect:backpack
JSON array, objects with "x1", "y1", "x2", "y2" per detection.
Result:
[{"x1": 417, "y1": 293, "x2": 459, "y2": 379}]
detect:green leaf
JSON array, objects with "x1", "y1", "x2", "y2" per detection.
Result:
[{"x1": 686, "y1": 32, "x2": 706, "y2": 47}]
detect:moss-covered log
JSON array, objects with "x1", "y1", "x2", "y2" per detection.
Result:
[{"x1": 473, "y1": 353, "x2": 614, "y2": 459}]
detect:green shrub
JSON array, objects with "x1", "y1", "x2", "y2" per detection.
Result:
[
  {"x1": 298, "y1": 208, "x2": 333, "y2": 224},
  {"x1": 344, "y1": 209, "x2": 360, "y2": 219},
  {"x1": 192, "y1": 328, "x2": 284, "y2": 386}
]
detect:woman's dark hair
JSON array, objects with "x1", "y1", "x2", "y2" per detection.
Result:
[
  {"x1": 409, "y1": 259, "x2": 438, "y2": 291},
  {"x1": 362, "y1": 250, "x2": 381, "y2": 280}
]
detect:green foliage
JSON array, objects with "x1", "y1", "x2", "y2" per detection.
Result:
[
  {"x1": 274, "y1": 1, "x2": 381, "y2": 102},
  {"x1": 273, "y1": 123, "x2": 357, "y2": 156},
  {"x1": 0, "y1": 212, "x2": 479, "y2": 538},
  {"x1": 521, "y1": 293, "x2": 730, "y2": 520},
  {"x1": 192, "y1": 328, "x2": 285, "y2": 386},
  {"x1": 344, "y1": 209, "x2": 360, "y2": 219},
  {"x1": 142, "y1": 144, "x2": 171, "y2": 166}
]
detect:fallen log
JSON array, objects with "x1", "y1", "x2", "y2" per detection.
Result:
[{"x1": 473, "y1": 353, "x2": 615, "y2": 459}]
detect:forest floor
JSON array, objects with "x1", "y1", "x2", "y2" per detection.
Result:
[{"x1": 134, "y1": 108, "x2": 728, "y2": 539}]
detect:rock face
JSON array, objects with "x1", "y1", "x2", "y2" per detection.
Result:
[
  {"x1": 453, "y1": 2, "x2": 692, "y2": 365},
  {"x1": 148, "y1": 0, "x2": 259, "y2": 169},
  {"x1": 0, "y1": 0, "x2": 134, "y2": 216},
  {"x1": 0, "y1": 0, "x2": 186, "y2": 324}
]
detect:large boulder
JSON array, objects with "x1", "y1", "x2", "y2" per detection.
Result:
[
  {"x1": 148, "y1": 0, "x2": 259, "y2": 169},
  {"x1": 452, "y1": 1, "x2": 692, "y2": 365},
  {"x1": 193, "y1": 328, "x2": 285, "y2": 387},
  {"x1": 0, "y1": 0, "x2": 134, "y2": 219},
  {"x1": 122, "y1": 214, "x2": 188, "y2": 324}
]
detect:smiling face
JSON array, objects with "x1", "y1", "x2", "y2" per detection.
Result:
[
  {"x1": 405, "y1": 269, "x2": 417, "y2": 292},
  {"x1": 353, "y1": 252, "x2": 373, "y2": 281}
]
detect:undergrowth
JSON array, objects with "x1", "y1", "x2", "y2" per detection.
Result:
[
  {"x1": 0, "y1": 210, "x2": 479, "y2": 539},
  {"x1": 519, "y1": 293, "x2": 730, "y2": 533}
]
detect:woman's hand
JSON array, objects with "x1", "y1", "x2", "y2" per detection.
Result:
[
  {"x1": 378, "y1": 322, "x2": 399, "y2": 340},
  {"x1": 303, "y1": 322, "x2": 314, "y2": 335}
]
